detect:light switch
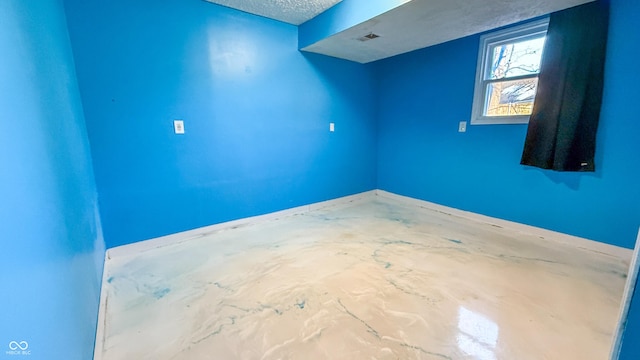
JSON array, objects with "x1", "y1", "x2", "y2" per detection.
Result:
[
  {"x1": 458, "y1": 121, "x2": 467, "y2": 133},
  {"x1": 329, "y1": 122, "x2": 335, "y2": 132},
  {"x1": 174, "y1": 120, "x2": 185, "y2": 134}
]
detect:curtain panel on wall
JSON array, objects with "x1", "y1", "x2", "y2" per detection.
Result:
[{"x1": 520, "y1": 0, "x2": 609, "y2": 172}]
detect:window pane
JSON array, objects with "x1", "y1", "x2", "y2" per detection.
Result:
[
  {"x1": 484, "y1": 78, "x2": 538, "y2": 117},
  {"x1": 489, "y1": 36, "x2": 545, "y2": 80}
]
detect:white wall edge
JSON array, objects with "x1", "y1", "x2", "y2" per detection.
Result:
[
  {"x1": 609, "y1": 227, "x2": 640, "y2": 360},
  {"x1": 105, "y1": 190, "x2": 376, "y2": 261},
  {"x1": 107, "y1": 189, "x2": 629, "y2": 262},
  {"x1": 374, "y1": 190, "x2": 631, "y2": 259},
  {"x1": 93, "y1": 251, "x2": 110, "y2": 360}
]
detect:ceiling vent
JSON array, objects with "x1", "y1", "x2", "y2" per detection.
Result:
[{"x1": 358, "y1": 33, "x2": 380, "y2": 42}]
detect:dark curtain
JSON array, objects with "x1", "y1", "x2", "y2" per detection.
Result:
[{"x1": 520, "y1": 1, "x2": 609, "y2": 172}]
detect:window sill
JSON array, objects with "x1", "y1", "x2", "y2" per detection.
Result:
[{"x1": 471, "y1": 116, "x2": 531, "y2": 125}]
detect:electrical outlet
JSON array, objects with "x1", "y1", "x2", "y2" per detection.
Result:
[
  {"x1": 458, "y1": 121, "x2": 467, "y2": 133},
  {"x1": 174, "y1": 120, "x2": 185, "y2": 134}
]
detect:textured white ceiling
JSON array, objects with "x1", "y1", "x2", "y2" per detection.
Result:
[
  {"x1": 302, "y1": 0, "x2": 594, "y2": 63},
  {"x1": 204, "y1": 0, "x2": 342, "y2": 25}
]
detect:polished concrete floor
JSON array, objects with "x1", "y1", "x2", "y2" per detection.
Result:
[{"x1": 96, "y1": 195, "x2": 630, "y2": 360}]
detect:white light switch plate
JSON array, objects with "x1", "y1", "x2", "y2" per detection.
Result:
[
  {"x1": 458, "y1": 121, "x2": 467, "y2": 133},
  {"x1": 329, "y1": 122, "x2": 335, "y2": 132}
]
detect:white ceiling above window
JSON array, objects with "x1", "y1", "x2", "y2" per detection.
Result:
[
  {"x1": 301, "y1": 0, "x2": 594, "y2": 63},
  {"x1": 204, "y1": 0, "x2": 343, "y2": 25}
]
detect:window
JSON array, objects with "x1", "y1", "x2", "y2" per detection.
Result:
[{"x1": 471, "y1": 19, "x2": 549, "y2": 125}]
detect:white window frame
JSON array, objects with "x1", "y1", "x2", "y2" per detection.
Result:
[{"x1": 471, "y1": 18, "x2": 549, "y2": 125}]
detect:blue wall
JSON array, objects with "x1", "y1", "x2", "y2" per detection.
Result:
[
  {"x1": 376, "y1": 0, "x2": 639, "y2": 250},
  {"x1": 63, "y1": 0, "x2": 378, "y2": 248},
  {"x1": 621, "y1": 268, "x2": 640, "y2": 359},
  {"x1": 3, "y1": 0, "x2": 635, "y2": 357},
  {"x1": 0, "y1": 0, "x2": 105, "y2": 359},
  {"x1": 610, "y1": 0, "x2": 640, "y2": 356},
  {"x1": 621, "y1": 272, "x2": 640, "y2": 358}
]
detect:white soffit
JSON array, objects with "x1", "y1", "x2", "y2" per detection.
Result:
[
  {"x1": 302, "y1": 0, "x2": 595, "y2": 63},
  {"x1": 204, "y1": 0, "x2": 342, "y2": 25}
]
